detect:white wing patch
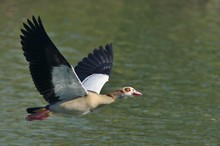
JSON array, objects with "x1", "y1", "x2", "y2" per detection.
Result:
[
  {"x1": 52, "y1": 65, "x2": 88, "y2": 100},
  {"x1": 82, "y1": 74, "x2": 109, "y2": 94}
]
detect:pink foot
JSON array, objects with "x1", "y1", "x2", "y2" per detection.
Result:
[{"x1": 26, "y1": 109, "x2": 51, "y2": 121}]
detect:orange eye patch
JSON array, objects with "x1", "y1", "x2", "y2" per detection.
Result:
[{"x1": 125, "y1": 88, "x2": 131, "y2": 92}]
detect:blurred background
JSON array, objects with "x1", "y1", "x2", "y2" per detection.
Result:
[{"x1": 0, "y1": 0, "x2": 220, "y2": 145}]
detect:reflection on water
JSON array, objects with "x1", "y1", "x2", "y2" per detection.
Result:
[{"x1": 0, "y1": 0, "x2": 220, "y2": 145}]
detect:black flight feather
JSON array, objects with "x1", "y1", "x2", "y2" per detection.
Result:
[
  {"x1": 20, "y1": 16, "x2": 71, "y2": 103},
  {"x1": 75, "y1": 44, "x2": 113, "y2": 82}
]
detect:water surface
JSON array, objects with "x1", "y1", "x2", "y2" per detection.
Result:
[{"x1": 0, "y1": 0, "x2": 220, "y2": 145}]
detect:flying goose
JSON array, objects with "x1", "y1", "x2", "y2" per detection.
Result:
[{"x1": 20, "y1": 16, "x2": 142, "y2": 121}]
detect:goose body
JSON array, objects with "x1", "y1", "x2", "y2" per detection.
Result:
[
  {"x1": 50, "y1": 92, "x2": 115, "y2": 115},
  {"x1": 20, "y1": 16, "x2": 142, "y2": 121}
]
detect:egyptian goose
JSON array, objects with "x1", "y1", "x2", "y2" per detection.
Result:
[{"x1": 20, "y1": 16, "x2": 142, "y2": 121}]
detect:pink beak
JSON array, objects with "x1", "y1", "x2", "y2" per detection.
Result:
[{"x1": 132, "y1": 90, "x2": 142, "y2": 96}]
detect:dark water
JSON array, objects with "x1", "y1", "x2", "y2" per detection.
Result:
[{"x1": 1, "y1": 0, "x2": 220, "y2": 145}]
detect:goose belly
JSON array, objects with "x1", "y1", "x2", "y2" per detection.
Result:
[{"x1": 49, "y1": 97, "x2": 91, "y2": 115}]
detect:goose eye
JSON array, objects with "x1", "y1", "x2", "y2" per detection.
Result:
[{"x1": 125, "y1": 88, "x2": 131, "y2": 92}]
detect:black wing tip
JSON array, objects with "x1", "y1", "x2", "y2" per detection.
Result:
[
  {"x1": 22, "y1": 15, "x2": 41, "y2": 28},
  {"x1": 95, "y1": 43, "x2": 113, "y2": 55},
  {"x1": 106, "y1": 43, "x2": 112, "y2": 48},
  {"x1": 26, "y1": 16, "x2": 37, "y2": 25},
  {"x1": 102, "y1": 43, "x2": 113, "y2": 49},
  {"x1": 26, "y1": 15, "x2": 41, "y2": 24},
  {"x1": 104, "y1": 43, "x2": 113, "y2": 54},
  {"x1": 32, "y1": 15, "x2": 41, "y2": 22},
  {"x1": 28, "y1": 15, "x2": 40, "y2": 21},
  {"x1": 20, "y1": 15, "x2": 45, "y2": 41}
]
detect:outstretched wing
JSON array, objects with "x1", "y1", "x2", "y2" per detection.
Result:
[
  {"x1": 20, "y1": 16, "x2": 87, "y2": 104},
  {"x1": 75, "y1": 44, "x2": 113, "y2": 93}
]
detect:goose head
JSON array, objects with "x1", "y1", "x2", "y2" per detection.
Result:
[
  {"x1": 109, "y1": 87, "x2": 142, "y2": 99},
  {"x1": 121, "y1": 86, "x2": 142, "y2": 97}
]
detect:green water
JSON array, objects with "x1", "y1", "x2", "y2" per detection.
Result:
[{"x1": 0, "y1": 0, "x2": 220, "y2": 145}]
